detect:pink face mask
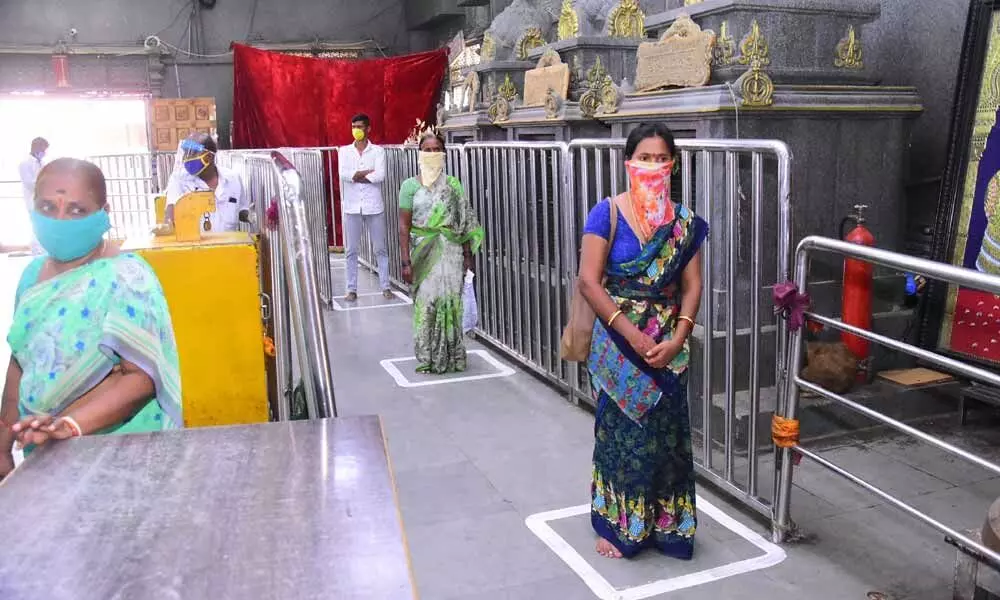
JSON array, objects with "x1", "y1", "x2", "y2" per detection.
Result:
[{"x1": 625, "y1": 160, "x2": 674, "y2": 240}]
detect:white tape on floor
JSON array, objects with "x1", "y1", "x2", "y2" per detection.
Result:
[
  {"x1": 380, "y1": 349, "x2": 516, "y2": 387},
  {"x1": 331, "y1": 290, "x2": 412, "y2": 311},
  {"x1": 525, "y1": 497, "x2": 786, "y2": 599}
]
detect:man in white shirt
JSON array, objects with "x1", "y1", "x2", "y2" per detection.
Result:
[
  {"x1": 338, "y1": 113, "x2": 391, "y2": 301},
  {"x1": 18, "y1": 137, "x2": 48, "y2": 254},
  {"x1": 164, "y1": 134, "x2": 249, "y2": 233}
]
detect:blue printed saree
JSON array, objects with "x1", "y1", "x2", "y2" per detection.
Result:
[{"x1": 588, "y1": 202, "x2": 708, "y2": 559}]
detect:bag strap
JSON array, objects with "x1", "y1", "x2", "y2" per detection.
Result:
[{"x1": 606, "y1": 197, "x2": 618, "y2": 262}]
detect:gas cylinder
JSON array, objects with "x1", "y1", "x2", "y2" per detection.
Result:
[{"x1": 840, "y1": 204, "x2": 875, "y2": 360}]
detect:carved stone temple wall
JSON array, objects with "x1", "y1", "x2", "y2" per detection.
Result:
[{"x1": 442, "y1": 0, "x2": 923, "y2": 400}]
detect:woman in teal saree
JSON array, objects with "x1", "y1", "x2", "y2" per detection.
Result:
[
  {"x1": 577, "y1": 123, "x2": 708, "y2": 559},
  {"x1": 0, "y1": 158, "x2": 181, "y2": 478}
]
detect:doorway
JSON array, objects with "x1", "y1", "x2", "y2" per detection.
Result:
[{"x1": 0, "y1": 95, "x2": 149, "y2": 249}]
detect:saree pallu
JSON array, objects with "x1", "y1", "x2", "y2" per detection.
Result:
[
  {"x1": 8, "y1": 254, "x2": 182, "y2": 454},
  {"x1": 400, "y1": 175, "x2": 484, "y2": 374},
  {"x1": 587, "y1": 204, "x2": 708, "y2": 559}
]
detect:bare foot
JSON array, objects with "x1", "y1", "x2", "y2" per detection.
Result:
[{"x1": 596, "y1": 538, "x2": 623, "y2": 559}]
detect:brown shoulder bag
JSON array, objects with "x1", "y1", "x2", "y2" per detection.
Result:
[{"x1": 560, "y1": 198, "x2": 619, "y2": 362}]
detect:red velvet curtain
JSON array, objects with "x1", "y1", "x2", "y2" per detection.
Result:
[{"x1": 232, "y1": 44, "x2": 448, "y2": 245}]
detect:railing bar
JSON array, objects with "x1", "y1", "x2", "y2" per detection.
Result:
[
  {"x1": 795, "y1": 377, "x2": 1000, "y2": 477},
  {"x1": 806, "y1": 312, "x2": 1000, "y2": 388},
  {"x1": 724, "y1": 150, "x2": 737, "y2": 482},
  {"x1": 694, "y1": 465, "x2": 774, "y2": 519},
  {"x1": 799, "y1": 236, "x2": 1000, "y2": 296},
  {"x1": 794, "y1": 444, "x2": 1000, "y2": 569},
  {"x1": 748, "y1": 151, "x2": 763, "y2": 497},
  {"x1": 700, "y1": 149, "x2": 714, "y2": 471}
]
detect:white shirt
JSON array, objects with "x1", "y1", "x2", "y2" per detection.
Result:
[
  {"x1": 19, "y1": 154, "x2": 43, "y2": 211},
  {"x1": 338, "y1": 142, "x2": 386, "y2": 215},
  {"x1": 165, "y1": 165, "x2": 247, "y2": 232}
]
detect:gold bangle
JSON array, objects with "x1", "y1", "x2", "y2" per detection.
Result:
[
  {"x1": 677, "y1": 315, "x2": 695, "y2": 327},
  {"x1": 607, "y1": 310, "x2": 623, "y2": 327},
  {"x1": 61, "y1": 415, "x2": 83, "y2": 437}
]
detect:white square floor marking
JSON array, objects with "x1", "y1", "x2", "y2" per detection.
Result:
[
  {"x1": 525, "y1": 497, "x2": 786, "y2": 599},
  {"x1": 331, "y1": 290, "x2": 412, "y2": 311},
  {"x1": 380, "y1": 349, "x2": 515, "y2": 387}
]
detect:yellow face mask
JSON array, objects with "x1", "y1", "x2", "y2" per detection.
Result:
[{"x1": 351, "y1": 127, "x2": 365, "y2": 142}]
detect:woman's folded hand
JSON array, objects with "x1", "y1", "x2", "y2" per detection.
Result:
[
  {"x1": 644, "y1": 338, "x2": 683, "y2": 369},
  {"x1": 11, "y1": 415, "x2": 76, "y2": 448},
  {"x1": 627, "y1": 331, "x2": 657, "y2": 358}
]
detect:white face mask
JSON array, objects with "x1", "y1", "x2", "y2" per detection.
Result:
[{"x1": 418, "y1": 151, "x2": 445, "y2": 187}]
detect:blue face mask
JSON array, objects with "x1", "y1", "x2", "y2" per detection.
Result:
[
  {"x1": 183, "y1": 153, "x2": 212, "y2": 176},
  {"x1": 30, "y1": 209, "x2": 111, "y2": 262}
]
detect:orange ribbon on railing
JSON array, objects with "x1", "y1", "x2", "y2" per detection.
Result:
[
  {"x1": 263, "y1": 335, "x2": 276, "y2": 358},
  {"x1": 771, "y1": 415, "x2": 800, "y2": 448}
]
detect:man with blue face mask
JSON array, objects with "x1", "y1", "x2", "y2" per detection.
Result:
[
  {"x1": 18, "y1": 137, "x2": 48, "y2": 254},
  {"x1": 164, "y1": 133, "x2": 249, "y2": 232}
]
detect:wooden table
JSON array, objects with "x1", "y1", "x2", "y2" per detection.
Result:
[{"x1": 0, "y1": 417, "x2": 416, "y2": 600}]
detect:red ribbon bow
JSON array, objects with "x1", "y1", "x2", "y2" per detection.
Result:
[
  {"x1": 265, "y1": 197, "x2": 279, "y2": 230},
  {"x1": 773, "y1": 281, "x2": 810, "y2": 331}
]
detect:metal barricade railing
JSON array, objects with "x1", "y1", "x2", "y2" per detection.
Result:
[
  {"x1": 87, "y1": 153, "x2": 158, "y2": 240},
  {"x1": 271, "y1": 151, "x2": 337, "y2": 419},
  {"x1": 565, "y1": 138, "x2": 792, "y2": 518},
  {"x1": 465, "y1": 142, "x2": 571, "y2": 387},
  {"x1": 773, "y1": 236, "x2": 1000, "y2": 566},
  {"x1": 242, "y1": 153, "x2": 291, "y2": 419},
  {"x1": 153, "y1": 151, "x2": 175, "y2": 192},
  {"x1": 288, "y1": 149, "x2": 333, "y2": 307},
  {"x1": 237, "y1": 151, "x2": 337, "y2": 420}
]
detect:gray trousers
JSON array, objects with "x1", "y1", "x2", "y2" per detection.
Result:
[{"x1": 344, "y1": 211, "x2": 390, "y2": 292}]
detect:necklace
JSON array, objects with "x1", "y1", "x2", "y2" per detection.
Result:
[{"x1": 624, "y1": 191, "x2": 648, "y2": 247}]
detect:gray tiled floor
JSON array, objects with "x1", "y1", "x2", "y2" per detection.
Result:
[{"x1": 323, "y1": 261, "x2": 1000, "y2": 599}]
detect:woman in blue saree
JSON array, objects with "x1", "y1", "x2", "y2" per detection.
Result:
[
  {"x1": 0, "y1": 158, "x2": 181, "y2": 479},
  {"x1": 578, "y1": 123, "x2": 708, "y2": 559}
]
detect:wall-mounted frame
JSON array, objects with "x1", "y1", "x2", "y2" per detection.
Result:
[{"x1": 923, "y1": 0, "x2": 1000, "y2": 368}]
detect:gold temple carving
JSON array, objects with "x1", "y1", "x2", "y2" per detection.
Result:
[
  {"x1": 481, "y1": 32, "x2": 496, "y2": 61},
  {"x1": 516, "y1": 27, "x2": 546, "y2": 60},
  {"x1": 713, "y1": 21, "x2": 735, "y2": 67},
  {"x1": 834, "y1": 25, "x2": 864, "y2": 70},
  {"x1": 580, "y1": 57, "x2": 620, "y2": 117},
  {"x1": 736, "y1": 19, "x2": 774, "y2": 107},
  {"x1": 608, "y1": 0, "x2": 645, "y2": 40},
  {"x1": 558, "y1": 0, "x2": 579, "y2": 41}
]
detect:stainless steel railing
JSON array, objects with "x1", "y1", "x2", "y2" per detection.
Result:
[
  {"x1": 465, "y1": 142, "x2": 571, "y2": 387},
  {"x1": 287, "y1": 149, "x2": 333, "y2": 308},
  {"x1": 773, "y1": 236, "x2": 1000, "y2": 566},
  {"x1": 86, "y1": 153, "x2": 159, "y2": 240},
  {"x1": 271, "y1": 151, "x2": 337, "y2": 419}
]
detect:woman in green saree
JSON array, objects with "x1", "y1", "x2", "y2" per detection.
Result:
[
  {"x1": 398, "y1": 132, "x2": 484, "y2": 373},
  {"x1": 0, "y1": 158, "x2": 181, "y2": 479}
]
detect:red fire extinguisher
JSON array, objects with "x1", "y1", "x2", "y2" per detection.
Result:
[{"x1": 840, "y1": 204, "x2": 874, "y2": 363}]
